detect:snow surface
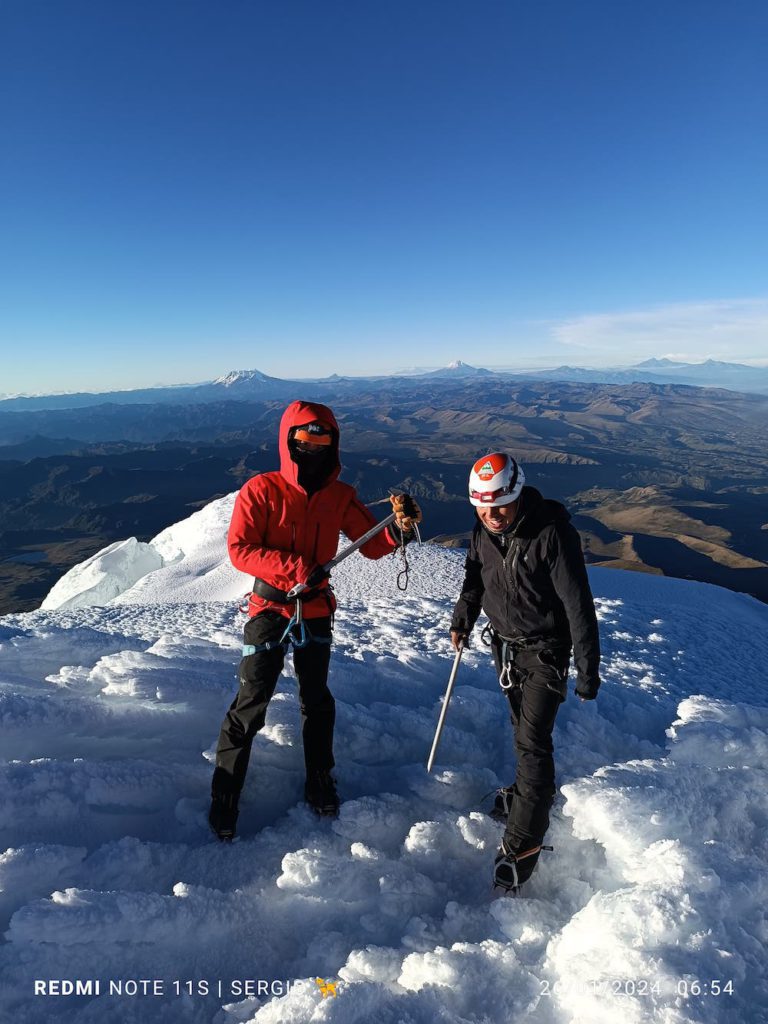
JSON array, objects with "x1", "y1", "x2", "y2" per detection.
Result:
[{"x1": 3, "y1": 493, "x2": 768, "y2": 1022}]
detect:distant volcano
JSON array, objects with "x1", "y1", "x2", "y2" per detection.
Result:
[
  {"x1": 425, "y1": 360, "x2": 493, "y2": 377},
  {"x1": 212, "y1": 369, "x2": 279, "y2": 387}
]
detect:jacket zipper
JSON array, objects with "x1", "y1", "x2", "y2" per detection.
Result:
[
  {"x1": 502, "y1": 509, "x2": 527, "y2": 571},
  {"x1": 503, "y1": 544, "x2": 519, "y2": 620},
  {"x1": 508, "y1": 545, "x2": 520, "y2": 575},
  {"x1": 501, "y1": 514, "x2": 527, "y2": 612}
]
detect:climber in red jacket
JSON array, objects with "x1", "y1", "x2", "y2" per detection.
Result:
[{"x1": 209, "y1": 399, "x2": 422, "y2": 839}]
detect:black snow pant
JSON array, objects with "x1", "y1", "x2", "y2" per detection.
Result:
[
  {"x1": 491, "y1": 638, "x2": 570, "y2": 853},
  {"x1": 212, "y1": 611, "x2": 334, "y2": 799}
]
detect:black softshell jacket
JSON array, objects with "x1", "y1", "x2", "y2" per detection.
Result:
[{"x1": 451, "y1": 486, "x2": 601, "y2": 691}]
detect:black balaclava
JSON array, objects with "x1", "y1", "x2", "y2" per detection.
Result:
[
  {"x1": 293, "y1": 449, "x2": 333, "y2": 494},
  {"x1": 289, "y1": 434, "x2": 336, "y2": 496}
]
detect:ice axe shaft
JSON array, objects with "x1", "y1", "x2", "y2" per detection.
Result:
[
  {"x1": 427, "y1": 644, "x2": 464, "y2": 773},
  {"x1": 286, "y1": 511, "x2": 398, "y2": 600}
]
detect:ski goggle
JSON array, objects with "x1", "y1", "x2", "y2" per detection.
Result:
[{"x1": 292, "y1": 425, "x2": 333, "y2": 447}]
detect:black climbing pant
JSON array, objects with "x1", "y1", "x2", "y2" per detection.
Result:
[
  {"x1": 212, "y1": 611, "x2": 334, "y2": 798},
  {"x1": 491, "y1": 639, "x2": 570, "y2": 854}
]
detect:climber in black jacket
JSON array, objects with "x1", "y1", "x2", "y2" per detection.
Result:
[{"x1": 450, "y1": 452, "x2": 601, "y2": 894}]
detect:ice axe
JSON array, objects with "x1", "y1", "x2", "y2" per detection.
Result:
[
  {"x1": 286, "y1": 511, "x2": 398, "y2": 601},
  {"x1": 426, "y1": 641, "x2": 464, "y2": 773}
]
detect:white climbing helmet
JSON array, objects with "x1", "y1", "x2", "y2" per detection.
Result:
[{"x1": 468, "y1": 453, "x2": 525, "y2": 507}]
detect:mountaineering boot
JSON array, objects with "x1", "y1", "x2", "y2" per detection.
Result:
[
  {"x1": 493, "y1": 837, "x2": 552, "y2": 895},
  {"x1": 489, "y1": 785, "x2": 515, "y2": 821},
  {"x1": 304, "y1": 769, "x2": 340, "y2": 817},
  {"x1": 208, "y1": 791, "x2": 240, "y2": 842}
]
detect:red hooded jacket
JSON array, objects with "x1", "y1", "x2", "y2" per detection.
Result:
[{"x1": 228, "y1": 400, "x2": 399, "y2": 619}]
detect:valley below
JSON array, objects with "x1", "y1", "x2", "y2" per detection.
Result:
[{"x1": 1, "y1": 378, "x2": 766, "y2": 613}]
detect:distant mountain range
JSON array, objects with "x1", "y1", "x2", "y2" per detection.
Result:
[
  {"x1": 2, "y1": 357, "x2": 766, "y2": 414},
  {"x1": 1, "y1": 374, "x2": 766, "y2": 616},
  {"x1": 518, "y1": 358, "x2": 768, "y2": 392}
]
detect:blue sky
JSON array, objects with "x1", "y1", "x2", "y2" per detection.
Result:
[{"x1": 1, "y1": 0, "x2": 766, "y2": 393}]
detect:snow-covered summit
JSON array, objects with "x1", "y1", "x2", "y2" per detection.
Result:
[
  {"x1": 41, "y1": 492, "x2": 470, "y2": 611},
  {"x1": 212, "y1": 368, "x2": 278, "y2": 387},
  {"x1": 427, "y1": 360, "x2": 493, "y2": 377},
  {"x1": 4, "y1": 497, "x2": 768, "y2": 1022}
]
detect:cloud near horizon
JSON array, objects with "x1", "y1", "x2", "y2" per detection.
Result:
[{"x1": 550, "y1": 298, "x2": 768, "y2": 363}]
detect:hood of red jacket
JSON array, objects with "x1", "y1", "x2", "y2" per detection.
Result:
[{"x1": 278, "y1": 400, "x2": 341, "y2": 490}]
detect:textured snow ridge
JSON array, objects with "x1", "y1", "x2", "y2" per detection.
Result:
[
  {"x1": 41, "y1": 538, "x2": 165, "y2": 611},
  {"x1": 38, "y1": 490, "x2": 471, "y2": 611},
  {"x1": 41, "y1": 494, "x2": 241, "y2": 611},
  {"x1": 2, "y1": 527, "x2": 768, "y2": 1021}
]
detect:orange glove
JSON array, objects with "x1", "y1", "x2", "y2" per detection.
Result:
[{"x1": 389, "y1": 493, "x2": 422, "y2": 533}]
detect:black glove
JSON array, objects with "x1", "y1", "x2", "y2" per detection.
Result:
[
  {"x1": 450, "y1": 629, "x2": 469, "y2": 651},
  {"x1": 305, "y1": 564, "x2": 330, "y2": 589},
  {"x1": 575, "y1": 677, "x2": 600, "y2": 701}
]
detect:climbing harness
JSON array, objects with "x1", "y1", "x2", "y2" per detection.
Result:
[
  {"x1": 481, "y1": 623, "x2": 569, "y2": 693},
  {"x1": 497, "y1": 639, "x2": 526, "y2": 692},
  {"x1": 481, "y1": 624, "x2": 532, "y2": 692},
  {"x1": 241, "y1": 597, "x2": 333, "y2": 656}
]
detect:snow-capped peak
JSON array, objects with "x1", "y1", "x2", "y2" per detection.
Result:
[
  {"x1": 212, "y1": 369, "x2": 274, "y2": 387},
  {"x1": 426, "y1": 360, "x2": 491, "y2": 377}
]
